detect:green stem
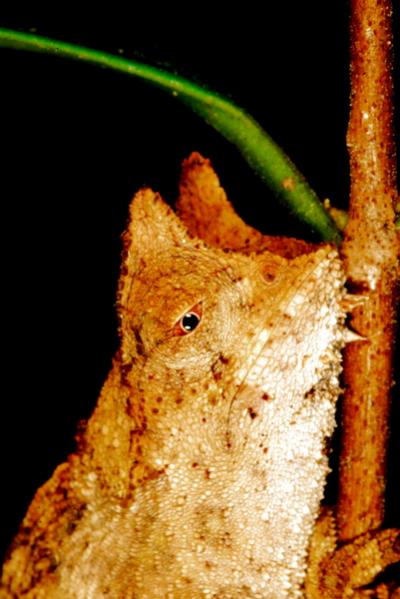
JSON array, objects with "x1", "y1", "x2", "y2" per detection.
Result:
[{"x1": 0, "y1": 27, "x2": 341, "y2": 242}]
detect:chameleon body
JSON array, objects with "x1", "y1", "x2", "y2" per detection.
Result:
[{"x1": 2, "y1": 155, "x2": 397, "y2": 597}]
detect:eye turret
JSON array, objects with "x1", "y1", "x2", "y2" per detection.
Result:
[
  {"x1": 180, "y1": 312, "x2": 201, "y2": 333},
  {"x1": 174, "y1": 303, "x2": 203, "y2": 336}
]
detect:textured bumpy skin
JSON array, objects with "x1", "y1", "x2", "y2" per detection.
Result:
[{"x1": 1, "y1": 161, "x2": 350, "y2": 598}]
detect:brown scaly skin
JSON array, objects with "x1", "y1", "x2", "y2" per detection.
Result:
[{"x1": 1, "y1": 155, "x2": 398, "y2": 598}]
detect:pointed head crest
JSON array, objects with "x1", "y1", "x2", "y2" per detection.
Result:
[{"x1": 118, "y1": 189, "x2": 197, "y2": 313}]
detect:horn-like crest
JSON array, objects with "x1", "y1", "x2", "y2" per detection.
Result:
[{"x1": 118, "y1": 188, "x2": 192, "y2": 311}]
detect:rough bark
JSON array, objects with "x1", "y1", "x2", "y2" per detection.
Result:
[{"x1": 338, "y1": 0, "x2": 399, "y2": 541}]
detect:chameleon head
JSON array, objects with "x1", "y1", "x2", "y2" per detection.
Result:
[{"x1": 117, "y1": 189, "x2": 347, "y2": 455}]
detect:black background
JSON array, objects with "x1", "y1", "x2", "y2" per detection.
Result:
[{"x1": 1, "y1": 5, "x2": 399, "y2": 561}]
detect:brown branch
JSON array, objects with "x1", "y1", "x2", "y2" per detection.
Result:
[{"x1": 338, "y1": 0, "x2": 399, "y2": 541}]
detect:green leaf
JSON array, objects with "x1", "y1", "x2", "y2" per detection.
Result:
[{"x1": 0, "y1": 27, "x2": 341, "y2": 242}]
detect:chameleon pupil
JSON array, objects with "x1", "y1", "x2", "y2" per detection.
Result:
[{"x1": 181, "y1": 312, "x2": 200, "y2": 332}]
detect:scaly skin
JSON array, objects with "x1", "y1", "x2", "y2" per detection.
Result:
[
  {"x1": 3, "y1": 155, "x2": 398, "y2": 597},
  {"x1": 1, "y1": 181, "x2": 350, "y2": 598}
]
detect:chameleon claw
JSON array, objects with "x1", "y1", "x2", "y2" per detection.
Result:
[{"x1": 341, "y1": 293, "x2": 367, "y2": 313}]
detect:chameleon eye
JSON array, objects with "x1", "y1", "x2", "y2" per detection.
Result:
[
  {"x1": 180, "y1": 312, "x2": 201, "y2": 333},
  {"x1": 174, "y1": 303, "x2": 203, "y2": 336}
]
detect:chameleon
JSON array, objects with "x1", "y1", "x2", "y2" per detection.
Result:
[{"x1": 1, "y1": 153, "x2": 398, "y2": 598}]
